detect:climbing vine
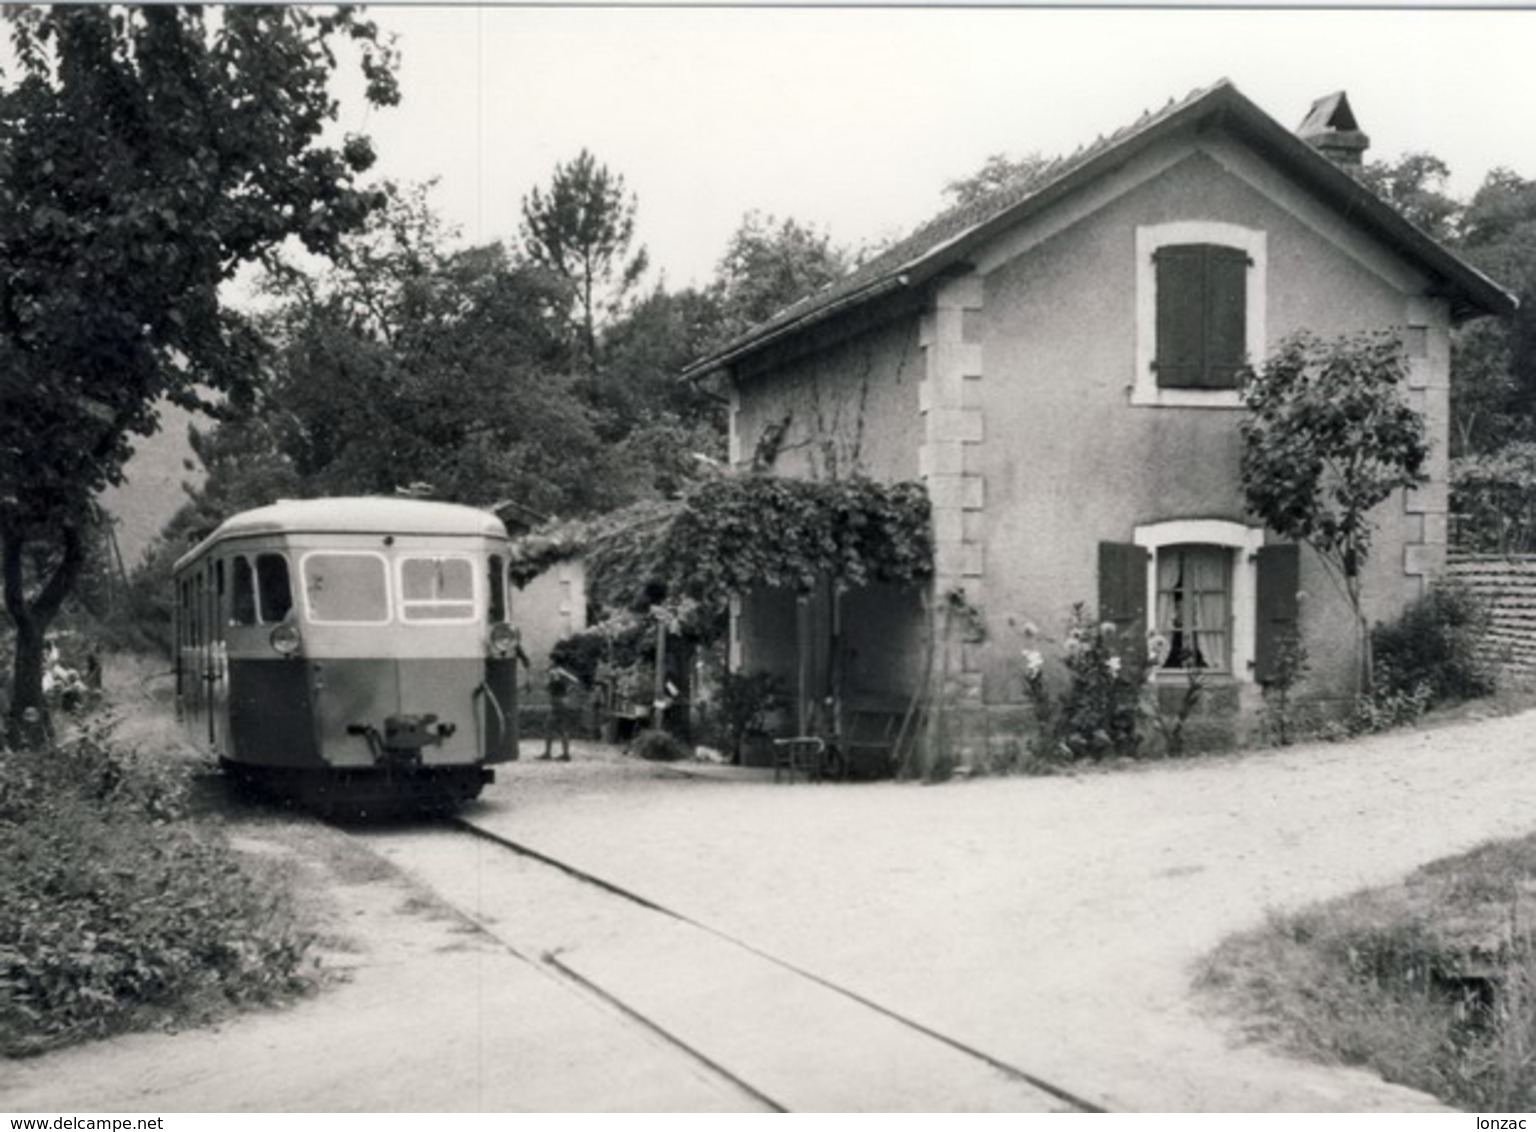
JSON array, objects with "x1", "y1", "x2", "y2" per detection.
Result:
[
  {"x1": 507, "y1": 475, "x2": 933, "y2": 616},
  {"x1": 608, "y1": 475, "x2": 932, "y2": 610}
]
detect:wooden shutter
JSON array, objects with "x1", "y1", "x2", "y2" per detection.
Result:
[
  {"x1": 1154, "y1": 245, "x2": 1207, "y2": 389},
  {"x1": 1098, "y1": 541, "x2": 1148, "y2": 636},
  {"x1": 1154, "y1": 243, "x2": 1249, "y2": 390},
  {"x1": 1204, "y1": 246, "x2": 1249, "y2": 389},
  {"x1": 1254, "y1": 543, "x2": 1301, "y2": 683}
]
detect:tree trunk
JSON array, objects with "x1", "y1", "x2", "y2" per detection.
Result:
[
  {"x1": 3, "y1": 519, "x2": 87, "y2": 748},
  {"x1": 1345, "y1": 568, "x2": 1373, "y2": 697}
]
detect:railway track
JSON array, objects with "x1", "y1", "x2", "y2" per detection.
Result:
[{"x1": 351, "y1": 813, "x2": 1106, "y2": 1113}]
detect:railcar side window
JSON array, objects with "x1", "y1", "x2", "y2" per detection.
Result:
[
  {"x1": 303, "y1": 553, "x2": 389, "y2": 624},
  {"x1": 232, "y1": 557, "x2": 258, "y2": 625},
  {"x1": 257, "y1": 554, "x2": 293, "y2": 622},
  {"x1": 400, "y1": 556, "x2": 476, "y2": 622},
  {"x1": 232, "y1": 555, "x2": 292, "y2": 625},
  {"x1": 488, "y1": 555, "x2": 507, "y2": 623}
]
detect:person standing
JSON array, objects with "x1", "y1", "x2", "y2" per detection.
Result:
[{"x1": 539, "y1": 662, "x2": 580, "y2": 761}]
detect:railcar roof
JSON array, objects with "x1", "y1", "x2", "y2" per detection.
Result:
[{"x1": 174, "y1": 497, "x2": 510, "y2": 571}]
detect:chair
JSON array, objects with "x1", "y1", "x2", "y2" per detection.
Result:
[
  {"x1": 837, "y1": 707, "x2": 904, "y2": 780},
  {"x1": 772, "y1": 735, "x2": 826, "y2": 783}
]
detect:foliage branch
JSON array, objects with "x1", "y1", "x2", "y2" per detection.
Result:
[
  {"x1": 1451, "y1": 441, "x2": 1536, "y2": 553},
  {"x1": 0, "y1": 4, "x2": 398, "y2": 742},
  {"x1": 1239, "y1": 330, "x2": 1428, "y2": 691},
  {"x1": 509, "y1": 475, "x2": 933, "y2": 617}
]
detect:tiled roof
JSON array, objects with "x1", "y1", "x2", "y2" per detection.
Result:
[{"x1": 682, "y1": 78, "x2": 1514, "y2": 379}]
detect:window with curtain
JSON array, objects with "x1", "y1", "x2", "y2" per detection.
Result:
[{"x1": 1155, "y1": 544, "x2": 1231, "y2": 671}]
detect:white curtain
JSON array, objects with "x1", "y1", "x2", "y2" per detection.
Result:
[{"x1": 1156, "y1": 546, "x2": 1229, "y2": 670}]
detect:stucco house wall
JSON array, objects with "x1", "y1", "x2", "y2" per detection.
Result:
[
  {"x1": 511, "y1": 559, "x2": 587, "y2": 706},
  {"x1": 696, "y1": 81, "x2": 1506, "y2": 764},
  {"x1": 965, "y1": 140, "x2": 1446, "y2": 714},
  {"x1": 730, "y1": 313, "x2": 924, "y2": 483},
  {"x1": 730, "y1": 314, "x2": 930, "y2": 721}
]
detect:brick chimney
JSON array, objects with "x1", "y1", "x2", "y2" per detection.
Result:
[{"x1": 1297, "y1": 91, "x2": 1370, "y2": 167}]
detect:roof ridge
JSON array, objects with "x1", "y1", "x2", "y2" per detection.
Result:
[{"x1": 681, "y1": 76, "x2": 1510, "y2": 379}]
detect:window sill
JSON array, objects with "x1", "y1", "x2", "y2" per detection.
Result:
[
  {"x1": 1130, "y1": 386, "x2": 1243, "y2": 409},
  {"x1": 1150, "y1": 669, "x2": 1243, "y2": 686}
]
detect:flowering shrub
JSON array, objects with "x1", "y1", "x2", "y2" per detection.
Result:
[
  {"x1": 1021, "y1": 605, "x2": 1218, "y2": 762},
  {"x1": 1023, "y1": 605, "x2": 1151, "y2": 761}
]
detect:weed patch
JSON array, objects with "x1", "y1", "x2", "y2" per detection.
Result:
[
  {"x1": 0, "y1": 714, "x2": 314, "y2": 1056},
  {"x1": 1199, "y1": 832, "x2": 1536, "y2": 1111}
]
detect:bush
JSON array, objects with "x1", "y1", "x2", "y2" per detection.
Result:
[
  {"x1": 1372, "y1": 582, "x2": 1497, "y2": 708},
  {"x1": 630, "y1": 728, "x2": 687, "y2": 762},
  {"x1": 1022, "y1": 605, "x2": 1152, "y2": 763},
  {"x1": 549, "y1": 630, "x2": 607, "y2": 689},
  {"x1": 713, "y1": 670, "x2": 784, "y2": 763},
  {"x1": 0, "y1": 720, "x2": 312, "y2": 1055}
]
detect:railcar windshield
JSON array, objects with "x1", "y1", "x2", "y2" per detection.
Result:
[
  {"x1": 399, "y1": 555, "x2": 476, "y2": 622},
  {"x1": 302, "y1": 552, "x2": 390, "y2": 624}
]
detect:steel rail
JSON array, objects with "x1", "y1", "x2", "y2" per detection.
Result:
[{"x1": 448, "y1": 814, "x2": 1108, "y2": 1114}]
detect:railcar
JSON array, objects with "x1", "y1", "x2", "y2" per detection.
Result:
[{"x1": 172, "y1": 497, "x2": 524, "y2": 811}]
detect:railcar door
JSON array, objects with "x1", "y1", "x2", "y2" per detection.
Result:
[
  {"x1": 200, "y1": 565, "x2": 219, "y2": 746},
  {"x1": 394, "y1": 551, "x2": 483, "y2": 765},
  {"x1": 484, "y1": 552, "x2": 521, "y2": 761},
  {"x1": 225, "y1": 549, "x2": 317, "y2": 767},
  {"x1": 209, "y1": 558, "x2": 231, "y2": 755}
]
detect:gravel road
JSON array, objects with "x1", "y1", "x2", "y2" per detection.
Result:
[
  {"x1": 5, "y1": 707, "x2": 1536, "y2": 1111},
  {"x1": 471, "y1": 709, "x2": 1536, "y2": 1110}
]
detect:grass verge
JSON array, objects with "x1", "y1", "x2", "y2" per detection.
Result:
[{"x1": 1198, "y1": 832, "x2": 1536, "y2": 1111}]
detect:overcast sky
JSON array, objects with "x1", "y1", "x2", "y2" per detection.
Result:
[{"x1": 344, "y1": 5, "x2": 1535, "y2": 289}]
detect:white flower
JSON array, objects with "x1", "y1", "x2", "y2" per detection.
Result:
[
  {"x1": 1023, "y1": 649, "x2": 1045, "y2": 676},
  {"x1": 1100, "y1": 621, "x2": 1118, "y2": 637},
  {"x1": 1020, "y1": 620, "x2": 1040, "y2": 639},
  {"x1": 1106, "y1": 655, "x2": 1122, "y2": 676},
  {"x1": 1147, "y1": 632, "x2": 1169, "y2": 664}
]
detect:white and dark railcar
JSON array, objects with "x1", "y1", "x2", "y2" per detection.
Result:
[{"x1": 172, "y1": 497, "x2": 524, "y2": 810}]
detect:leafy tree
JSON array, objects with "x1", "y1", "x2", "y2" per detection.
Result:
[
  {"x1": 1450, "y1": 317, "x2": 1519, "y2": 457},
  {"x1": 942, "y1": 152, "x2": 1056, "y2": 209},
  {"x1": 519, "y1": 149, "x2": 648, "y2": 372},
  {"x1": 710, "y1": 211, "x2": 850, "y2": 345},
  {"x1": 1451, "y1": 442, "x2": 1536, "y2": 554},
  {"x1": 1461, "y1": 167, "x2": 1536, "y2": 254},
  {"x1": 258, "y1": 205, "x2": 623, "y2": 516},
  {"x1": 1240, "y1": 331, "x2": 1428, "y2": 691},
  {"x1": 1355, "y1": 152, "x2": 1463, "y2": 242},
  {"x1": 1458, "y1": 168, "x2": 1536, "y2": 447},
  {"x1": 0, "y1": 5, "x2": 397, "y2": 743}
]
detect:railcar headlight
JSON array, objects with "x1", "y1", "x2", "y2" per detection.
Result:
[
  {"x1": 269, "y1": 622, "x2": 302, "y2": 657},
  {"x1": 488, "y1": 623, "x2": 520, "y2": 659}
]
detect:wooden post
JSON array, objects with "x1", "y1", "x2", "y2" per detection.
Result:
[
  {"x1": 796, "y1": 594, "x2": 810, "y2": 736},
  {"x1": 653, "y1": 618, "x2": 667, "y2": 731}
]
